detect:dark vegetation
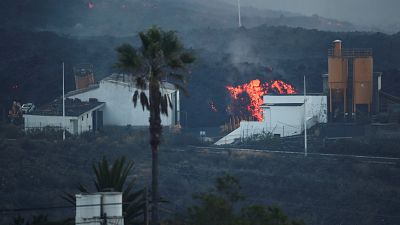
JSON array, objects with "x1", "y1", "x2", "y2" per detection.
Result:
[
  {"x1": 234, "y1": 129, "x2": 400, "y2": 158},
  {"x1": 62, "y1": 156, "x2": 145, "y2": 225},
  {"x1": 0, "y1": 124, "x2": 399, "y2": 225}
]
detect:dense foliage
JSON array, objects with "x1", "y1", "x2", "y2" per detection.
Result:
[{"x1": 176, "y1": 174, "x2": 306, "y2": 225}]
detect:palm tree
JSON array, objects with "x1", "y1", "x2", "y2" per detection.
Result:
[
  {"x1": 115, "y1": 26, "x2": 195, "y2": 225},
  {"x1": 63, "y1": 157, "x2": 145, "y2": 224}
]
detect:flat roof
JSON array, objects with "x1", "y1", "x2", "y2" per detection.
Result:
[
  {"x1": 261, "y1": 103, "x2": 304, "y2": 107},
  {"x1": 104, "y1": 74, "x2": 176, "y2": 90},
  {"x1": 27, "y1": 99, "x2": 104, "y2": 117},
  {"x1": 264, "y1": 93, "x2": 326, "y2": 96},
  {"x1": 66, "y1": 84, "x2": 99, "y2": 98},
  {"x1": 66, "y1": 74, "x2": 177, "y2": 97}
]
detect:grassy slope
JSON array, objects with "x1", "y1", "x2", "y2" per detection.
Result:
[{"x1": 0, "y1": 127, "x2": 399, "y2": 225}]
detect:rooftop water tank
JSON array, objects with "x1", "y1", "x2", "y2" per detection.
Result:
[{"x1": 75, "y1": 192, "x2": 124, "y2": 225}]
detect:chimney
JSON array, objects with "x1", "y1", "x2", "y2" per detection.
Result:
[{"x1": 74, "y1": 64, "x2": 96, "y2": 90}]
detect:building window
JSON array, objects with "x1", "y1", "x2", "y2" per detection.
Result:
[
  {"x1": 82, "y1": 116, "x2": 83, "y2": 121},
  {"x1": 87, "y1": 114, "x2": 89, "y2": 118}
]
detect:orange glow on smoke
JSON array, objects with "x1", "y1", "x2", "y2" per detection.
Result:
[{"x1": 226, "y1": 79, "x2": 297, "y2": 121}]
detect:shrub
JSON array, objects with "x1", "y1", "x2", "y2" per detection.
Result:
[
  {"x1": 0, "y1": 123, "x2": 24, "y2": 139},
  {"x1": 162, "y1": 131, "x2": 202, "y2": 147},
  {"x1": 26, "y1": 127, "x2": 68, "y2": 140}
]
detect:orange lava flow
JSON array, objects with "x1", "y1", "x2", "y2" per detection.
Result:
[{"x1": 226, "y1": 79, "x2": 297, "y2": 121}]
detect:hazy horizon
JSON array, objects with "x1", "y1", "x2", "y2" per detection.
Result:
[{"x1": 222, "y1": 0, "x2": 400, "y2": 27}]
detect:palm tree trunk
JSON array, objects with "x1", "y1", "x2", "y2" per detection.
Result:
[{"x1": 149, "y1": 81, "x2": 162, "y2": 225}]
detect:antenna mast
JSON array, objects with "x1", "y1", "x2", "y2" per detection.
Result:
[
  {"x1": 237, "y1": 0, "x2": 242, "y2": 27},
  {"x1": 62, "y1": 62, "x2": 66, "y2": 141},
  {"x1": 304, "y1": 75, "x2": 307, "y2": 157}
]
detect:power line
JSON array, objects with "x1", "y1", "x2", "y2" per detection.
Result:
[{"x1": 0, "y1": 202, "x2": 126, "y2": 215}]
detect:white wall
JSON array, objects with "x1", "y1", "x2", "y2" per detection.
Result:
[
  {"x1": 263, "y1": 95, "x2": 327, "y2": 123},
  {"x1": 264, "y1": 105, "x2": 303, "y2": 137},
  {"x1": 215, "y1": 95, "x2": 328, "y2": 144},
  {"x1": 69, "y1": 80, "x2": 176, "y2": 127},
  {"x1": 24, "y1": 114, "x2": 76, "y2": 134},
  {"x1": 24, "y1": 112, "x2": 95, "y2": 135},
  {"x1": 305, "y1": 95, "x2": 328, "y2": 124},
  {"x1": 76, "y1": 111, "x2": 94, "y2": 134},
  {"x1": 262, "y1": 95, "x2": 327, "y2": 137},
  {"x1": 215, "y1": 121, "x2": 267, "y2": 145}
]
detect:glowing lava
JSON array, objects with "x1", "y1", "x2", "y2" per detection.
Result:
[{"x1": 226, "y1": 79, "x2": 297, "y2": 121}]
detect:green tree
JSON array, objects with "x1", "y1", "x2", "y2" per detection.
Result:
[
  {"x1": 63, "y1": 157, "x2": 144, "y2": 224},
  {"x1": 180, "y1": 174, "x2": 306, "y2": 225},
  {"x1": 115, "y1": 26, "x2": 195, "y2": 225},
  {"x1": 187, "y1": 174, "x2": 243, "y2": 225}
]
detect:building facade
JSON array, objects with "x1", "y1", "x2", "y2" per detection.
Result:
[
  {"x1": 215, "y1": 94, "x2": 327, "y2": 145},
  {"x1": 23, "y1": 100, "x2": 104, "y2": 135},
  {"x1": 66, "y1": 74, "x2": 180, "y2": 127},
  {"x1": 261, "y1": 95, "x2": 327, "y2": 137}
]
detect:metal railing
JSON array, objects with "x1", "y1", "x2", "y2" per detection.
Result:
[{"x1": 328, "y1": 48, "x2": 372, "y2": 58}]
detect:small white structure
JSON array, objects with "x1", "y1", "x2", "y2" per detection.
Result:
[
  {"x1": 76, "y1": 192, "x2": 124, "y2": 225},
  {"x1": 67, "y1": 74, "x2": 180, "y2": 127},
  {"x1": 23, "y1": 99, "x2": 104, "y2": 135},
  {"x1": 215, "y1": 94, "x2": 327, "y2": 145},
  {"x1": 262, "y1": 95, "x2": 327, "y2": 137}
]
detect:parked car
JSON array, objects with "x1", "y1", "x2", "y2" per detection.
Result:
[{"x1": 21, "y1": 103, "x2": 35, "y2": 113}]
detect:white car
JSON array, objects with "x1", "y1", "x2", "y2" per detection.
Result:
[{"x1": 21, "y1": 103, "x2": 35, "y2": 113}]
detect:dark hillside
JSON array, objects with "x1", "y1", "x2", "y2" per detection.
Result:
[
  {"x1": 0, "y1": 29, "x2": 117, "y2": 106},
  {"x1": 1, "y1": 27, "x2": 400, "y2": 127},
  {"x1": 0, "y1": 0, "x2": 360, "y2": 36}
]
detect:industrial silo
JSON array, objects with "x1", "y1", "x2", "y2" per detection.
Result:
[
  {"x1": 353, "y1": 57, "x2": 373, "y2": 114},
  {"x1": 328, "y1": 40, "x2": 348, "y2": 120}
]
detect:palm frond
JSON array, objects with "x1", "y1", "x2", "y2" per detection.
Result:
[
  {"x1": 180, "y1": 51, "x2": 196, "y2": 64},
  {"x1": 115, "y1": 44, "x2": 143, "y2": 72},
  {"x1": 140, "y1": 92, "x2": 150, "y2": 111},
  {"x1": 135, "y1": 76, "x2": 147, "y2": 89},
  {"x1": 77, "y1": 183, "x2": 89, "y2": 193},
  {"x1": 61, "y1": 191, "x2": 76, "y2": 206},
  {"x1": 160, "y1": 94, "x2": 169, "y2": 116},
  {"x1": 139, "y1": 32, "x2": 151, "y2": 51},
  {"x1": 173, "y1": 82, "x2": 189, "y2": 96},
  {"x1": 132, "y1": 90, "x2": 139, "y2": 107},
  {"x1": 167, "y1": 94, "x2": 173, "y2": 110},
  {"x1": 167, "y1": 57, "x2": 184, "y2": 69},
  {"x1": 161, "y1": 30, "x2": 183, "y2": 58}
]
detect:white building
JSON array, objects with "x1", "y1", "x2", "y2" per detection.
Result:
[
  {"x1": 66, "y1": 74, "x2": 180, "y2": 127},
  {"x1": 215, "y1": 94, "x2": 327, "y2": 145},
  {"x1": 23, "y1": 99, "x2": 105, "y2": 135},
  {"x1": 262, "y1": 95, "x2": 327, "y2": 137}
]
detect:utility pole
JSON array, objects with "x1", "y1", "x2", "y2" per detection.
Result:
[
  {"x1": 144, "y1": 187, "x2": 149, "y2": 225},
  {"x1": 62, "y1": 62, "x2": 66, "y2": 141},
  {"x1": 304, "y1": 75, "x2": 308, "y2": 157}
]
